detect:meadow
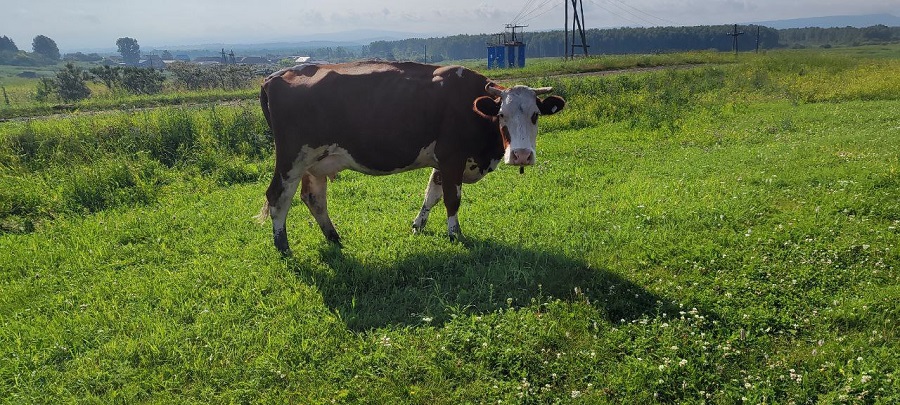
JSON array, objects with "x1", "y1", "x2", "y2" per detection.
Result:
[{"x1": 1, "y1": 49, "x2": 898, "y2": 403}]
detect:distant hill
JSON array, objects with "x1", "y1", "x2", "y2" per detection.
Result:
[
  {"x1": 751, "y1": 13, "x2": 900, "y2": 29},
  {"x1": 147, "y1": 29, "x2": 437, "y2": 54}
]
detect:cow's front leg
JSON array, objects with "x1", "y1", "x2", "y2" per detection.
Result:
[
  {"x1": 412, "y1": 169, "x2": 444, "y2": 233},
  {"x1": 439, "y1": 166, "x2": 465, "y2": 241},
  {"x1": 300, "y1": 174, "x2": 341, "y2": 245}
]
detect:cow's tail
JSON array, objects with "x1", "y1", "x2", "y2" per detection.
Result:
[
  {"x1": 259, "y1": 84, "x2": 274, "y2": 133},
  {"x1": 256, "y1": 83, "x2": 274, "y2": 224},
  {"x1": 255, "y1": 204, "x2": 270, "y2": 224}
]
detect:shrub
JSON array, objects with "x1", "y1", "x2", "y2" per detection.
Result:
[
  {"x1": 34, "y1": 77, "x2": 57, "y2": 102},
  {"x1": 55, "y1": 63, "x2": 92, "y2": 102},
  {"x1": 121, "y1": 67, "x2": 165, "y2": 95},
  {"x1": 167, "y1": 62, "x2": 256, "y2": 90}
]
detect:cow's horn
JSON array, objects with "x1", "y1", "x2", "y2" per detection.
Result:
[
  {"x1": 533, "y1": 87, "x2": 553, "y2": 95},
  {"x1": 486, "y1": 83, "x2": 503, "y2": 97}
]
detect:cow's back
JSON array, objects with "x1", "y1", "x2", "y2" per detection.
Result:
[{"x1": 261, "y1": 61, "x2": 495, "y2": 173}]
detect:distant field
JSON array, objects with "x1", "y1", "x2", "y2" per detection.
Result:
[{"x1": 1, "y1": 49, "x2": 898, "y2": 403}]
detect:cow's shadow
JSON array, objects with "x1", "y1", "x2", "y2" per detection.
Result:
[{"x1": 285, "y1": 237, "x2": 689, "y2": 331}]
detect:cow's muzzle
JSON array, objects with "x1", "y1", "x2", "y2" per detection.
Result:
[{"x1": 508, "y1": 148, "x2": 535, "y2": 166}]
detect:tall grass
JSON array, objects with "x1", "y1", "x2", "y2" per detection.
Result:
[
  {"x1": 0, "y1": 105, "x2": 270, "y2": 233},
  {"x1": 527, "y1": 51, "x2": 900, "y2": 138}
]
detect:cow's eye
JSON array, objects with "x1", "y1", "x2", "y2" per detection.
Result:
[{"x1": 531, "y1": 112, "x2": 539, "y2": 124}]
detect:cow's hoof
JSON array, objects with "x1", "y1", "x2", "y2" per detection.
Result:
[
  {"x1": 274, "y1": 230, "x2": 291, "y2": 255},
  {"x1": 448, "y1": 231, "x2": 463, "y2": 242},
  {"x1": 412, "y1": 220, "x2": 426, "y2": 234},
  {"x1": 324, "y1": 229, "x2": 342, "y2": 246}
]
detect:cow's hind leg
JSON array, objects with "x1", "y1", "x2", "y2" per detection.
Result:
[
  {"x1": 301, "y1": 174, "x2": 341, "y2": 245},
  {"x1": 412, "y1": 169, "x2": 444, "y2": 233},
  {"x1": 266, "y1": 171, "x2": 302, "y2": 255}
]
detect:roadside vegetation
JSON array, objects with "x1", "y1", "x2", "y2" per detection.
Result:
[{"x1": 1, "y1": 48, "x2": 898, "y2": 402}]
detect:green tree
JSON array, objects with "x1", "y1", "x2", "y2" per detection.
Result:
[
  {"x1": 32, "y1": 35, "x2": 60, "y2": 60},
  {"x1": 116, "y1": 37, "x2": 141, "y2": 65},
  {"x1": 0, "y1": 35, "x2": 18, "y2": 52},
  {"x1": 55, "y1": 63, "x2": 91, "y2": 102},
  {"x1": 863, "y1": 25, "x2": 894, "y2": 41}
]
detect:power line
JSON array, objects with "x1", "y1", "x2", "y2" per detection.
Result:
[
  {"x1": 601, "y1": 0, "x2": 661, "y2": 26},
  {"x1": 519, "y1": 1, "x2": 563, "y2": 24},
  {"x1": 588, "y1": 0, "x2": 683, "y2": 27},
  {"x1": 607, "y1": 0, "x2": 680, "y2": 26},
  {"x1": 513, "y1": 0, "x2": 557, "y2": 25},
  {"x1": 587, "y1": 0, "x2": 645, "y2": 26},
  {"x1": 511, "y1": 0, "x2": 537, "y2": 24}
]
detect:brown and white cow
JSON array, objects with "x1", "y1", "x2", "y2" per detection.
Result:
[{"x1": 257, "y1": 61, "x2": 564, "y2": 254}]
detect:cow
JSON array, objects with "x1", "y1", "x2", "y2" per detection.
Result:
[{"x1": 257, "y1": 61, "x2": 565, "y2": 254}]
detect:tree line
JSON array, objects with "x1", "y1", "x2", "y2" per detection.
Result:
[
  {"x1": 5, "y1": 24, "x2": 898, "y2": 68},
  {"x1": 343, "y1": 24, "x2": 900, "y2": 62},
  {"x1": 0, "y1": 35, "x2": 146, "y2": 67},
  {"x1": 0, "y1": 35, "x2": 60, "y2": 66}
]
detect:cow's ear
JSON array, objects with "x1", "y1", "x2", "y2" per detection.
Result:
[
  {"x1": 473, "y1": 96, "x2": 501, "y2": 119},
  {"x1": 537, "y1": 96, "x2": 566, "y2": 115}
]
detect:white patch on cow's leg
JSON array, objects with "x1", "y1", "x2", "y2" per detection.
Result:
[
  {"x1": 441, "y1": 177, "x2": 462, "y2": 241},
  {"x1": 412, "y1": 169, "x2": 443, "y2": 233},
  {"x1": 447, "y1": 214, "x2": 461, "y2": 241},
  {"x1": 268, "y1": 172, "x2": 301, "y2": 255},
  {"x1": 300, "y1": 174, "x2": 340, "y2": 244}
]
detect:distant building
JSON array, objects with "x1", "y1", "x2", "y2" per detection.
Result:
[
  {"x1": 174, "y1": 54, "x2": 191, "y2": 62},
  {"x1": 238, "y1": 56, "x2": 271, "y2": 65},
  {"x1": 293, "y1": 56, "x2": 329, "y2": 65},
  {"x1": 193, "y1": 56, "x2": 224, "y2": 65},
  {"x1": 139, "y1": 55, "x2": 165, "y2": 69}
]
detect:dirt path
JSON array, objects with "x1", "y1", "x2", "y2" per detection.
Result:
[{"x1": 505, "y1": 63, "x2": 708, "y2": 81}]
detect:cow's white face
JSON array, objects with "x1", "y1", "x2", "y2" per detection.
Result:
[
  {"x1": 498, "y1": 86, "x2": 543, "y2": 165},
  {"x1": 474, "y1": 85, "x2": 566, "y2": 166}
]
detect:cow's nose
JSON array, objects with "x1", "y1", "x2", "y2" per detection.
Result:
[{"x1": 511, "y1": 148, "x2": 534, "y2": 165}]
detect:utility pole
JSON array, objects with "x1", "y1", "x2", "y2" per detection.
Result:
[
  {"x1": 565, "y1": 0, "x2": 589, "y2": 59},
  {"x1": 505, "y1": 24, "x2": 528, "y2": 44},
  {"x1": 755, "y1": 26, "x2": 761, "y2": 53},
  {"x1": 727, "y1": 24, "x2": 745, "y2": 55}
]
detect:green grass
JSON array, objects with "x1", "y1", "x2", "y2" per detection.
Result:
[
  {"x1": 461, "y1": 50, "x2": 739, "y2": 79},
  {"x1": 1, "y1": 50, "x2": 899, "y2": 403}
]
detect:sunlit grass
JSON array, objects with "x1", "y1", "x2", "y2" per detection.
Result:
[{"x1": 1, "y1": 48, "x2": 898, "y2": 403}]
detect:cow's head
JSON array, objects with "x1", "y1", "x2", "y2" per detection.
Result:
[{"x1": 473, "y1": 84, "x2": 565, "y2": 166}]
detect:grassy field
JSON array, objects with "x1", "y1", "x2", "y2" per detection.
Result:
[{"x1": 1, "y1": 50, "x2": 899, "y2": 403}]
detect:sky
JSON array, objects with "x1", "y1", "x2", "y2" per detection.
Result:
[{"x1": 3, "y1": 0, "x2": 898, "y2": 52}]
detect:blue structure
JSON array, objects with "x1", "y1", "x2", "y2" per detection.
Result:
[{"x1": 487, "y1": 43, "x2": 526, "y2": 69}]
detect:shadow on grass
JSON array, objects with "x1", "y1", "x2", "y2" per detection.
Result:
[{"x1": 286, "y1": 237, "x2": 688, "y2": 331}]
